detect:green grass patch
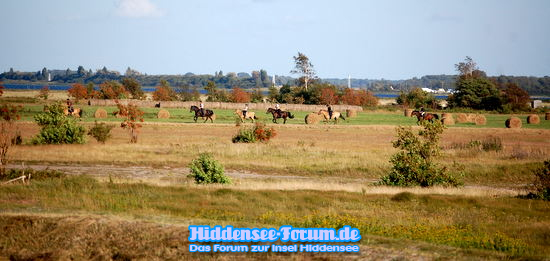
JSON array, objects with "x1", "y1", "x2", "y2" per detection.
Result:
[{"x1": 1, "y1": 176, "x2": 549, "y2": 258}]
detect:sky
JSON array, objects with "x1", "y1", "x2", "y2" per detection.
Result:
[{"x1": 1, "y1": 0, "x2": 549, "y2": 80}]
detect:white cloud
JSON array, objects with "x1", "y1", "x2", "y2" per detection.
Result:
[{"x1": 115, "y1": 0, "x2": 164, "y2": 18}]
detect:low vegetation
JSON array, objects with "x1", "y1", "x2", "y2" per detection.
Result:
[
  {"x1": 114, "y1": 101, "x2": 144, "y2": 143},
  {"x1": 381, "y1": 121, "x2": 463, "y2": 187},
  {"x1": 232, "y1": 123, "x2": 277, "y2": 143},
  {"x1": 529, "y1": 159, "x2": 550, "y2": 201},
  {"x1": 87, "y1": 121, "x2": 114, "y2": 144},
  {"x1": 0, "y1": 176, "x2": 549, "y2": 258},
  {"x1": 31, "y1": 103, "x2": 86, "y2": 144},
  {"x1": 188, "y1": 153, "x2": 230, "y2": 184},
  {"x1": 1, "y1": 168, "x2": 65, "y2": 181}
]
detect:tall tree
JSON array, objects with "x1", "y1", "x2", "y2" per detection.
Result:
[
  {"x1": 455, "y1": 56, "x2": 477, "y2": 78},
  {"x1": 77, "y1": 66, "x2": 86, "y2": 76},
  {"x1": 121, "y1": 77, "x2": 144, "y2": 99},
  {"x1": 502, "y1": 82, "x2": 530, "y2": 111},
  {"x1": 448, "y1": 57, "x2": 502, "y2": 111},
  {"x1": 260, "y1": 69, "x2": 270, "y2": 88},
  {"x1": 291, "y1": 52, "x2": 316, "y2": 90}
]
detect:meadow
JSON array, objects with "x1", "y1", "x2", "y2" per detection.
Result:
[{"x1": 1, "y1": 91, "x2": 549, "y2": 260}]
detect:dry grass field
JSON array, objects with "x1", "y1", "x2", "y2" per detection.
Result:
[
  {"x1": 9, "y1": 122, "x2": 550, "y2": 186},
  {"x1": 1, "y1": 96, "x2": 550, "y2": 259}
]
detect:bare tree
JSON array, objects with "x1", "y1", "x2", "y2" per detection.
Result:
[
  {"x1": 455, "y1": 56, "x2": 478, "y2": 78},
  {"x1": 291, "y1": 52, "x2": 316, "y2": 91}
]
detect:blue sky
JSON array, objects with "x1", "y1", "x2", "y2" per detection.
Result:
[{"x1": 1, "y1": 0, "x2": 549, "y2": 79}]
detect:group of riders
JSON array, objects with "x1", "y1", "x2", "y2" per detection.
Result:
[
  {"x1": 66, "y1": 97, "x2": 431, "y2": 123},
  {"x1": 197, "y1": 100, "x2": 308, "y2": 119}
]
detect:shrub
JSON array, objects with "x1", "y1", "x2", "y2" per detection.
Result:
[
  {"x1": 232, "y1": 128, "x2": 256, "y2": 143},
  {"x1": 114, "y1": 101, "x2": 144, "y2": 143},
  {"x1": 0, "y1": 104, "x2": 22, "y2": 175},
  {"x1": 38, "y1": 86, "x2": 49, "y2": 100},
  {"x1": 188, "y1": 153, "x2": 230, "y2": 184},
  {"x1": 481, "y1": 136, "x2": 502, "y2": 152},
  {"x1": 232, "y1": 123, "x2": 277, "y2": 143},
  {"x1": 380, "y1": 121, "x2": 462, "y2": 187},
  {"x1": 533, "y1": 160, "x2": 550, "y2": 201},
  {"x1": 31, "y1": 103, "x2": 86, "y2": 144},
  {"x1": 231, "y1": 87, "x2": 251, "y2": 103},
  {"x1": 88, "y1": 121, "x2": 114, "y2": 144}
]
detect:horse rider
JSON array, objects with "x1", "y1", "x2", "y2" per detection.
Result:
[
  {"x1": 275, "y1": 103, "x2": 281, "y2": 116},
  {"x1": 66, "y1": 99, "x2": 74, "y2": 114},
  {"x1": 243, "y1": 103, "x2": 248, "y2": 118},
  {"x1": 326, "y1": 104, "x2": 333, "y2": 119},
  {"x1": 199, "y1": 101, "x2": 205, "y2": 116},
  {"x1": 420, "y1": 107, "x2": 426, "y2": 117}
]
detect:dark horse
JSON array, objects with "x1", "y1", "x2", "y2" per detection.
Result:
[
  {"x1": 411, "y1": 110, "x2": 439, "y2": 123},
  {"x1": 190, "y1": 105, "x2": 215, "y2": 123},
  {"x1": 266, "y1": 108, "x2": 294, "y2": 124}
]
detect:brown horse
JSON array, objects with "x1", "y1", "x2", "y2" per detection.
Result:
[
  {"x1": 317, "y1": 109, "x2": 345, "y2": 124},
  {"x1": 190, "y1": 105, "x2": 215, "y2": 123},
  {"x1": 411, "y1": 110, "x2": 439, "y2": 123},
  {"x1": 234, "y1": 110, "x2": 257, "y2": 123},
  {"x1": 63, "y1": 107, "x2": 82, "y2": 117},
  {"x1": 266, "y1": 108, "x2": 294, "y2": 124}
]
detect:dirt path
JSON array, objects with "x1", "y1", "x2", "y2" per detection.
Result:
[{"x1": 6, "y1": 163, "x2": 523, "y2": 196}]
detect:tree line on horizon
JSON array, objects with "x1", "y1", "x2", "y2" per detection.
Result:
[{"x1": 1, "y1": 65, "x2": 549, "y2": 96}]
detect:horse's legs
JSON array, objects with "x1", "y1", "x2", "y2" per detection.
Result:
[{"x1": 283, "y1": 117, "x2": 286, "y2": 124}]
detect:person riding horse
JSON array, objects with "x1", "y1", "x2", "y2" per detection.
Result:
[
  {"x1": 275, "y1": 103, "x2": 281, "y2": 117},
  {"x1": 243, "y1": 103, "x2": 248, "y2": 119},
  {"x1": 326, "y1": 104, "x2": 333, "y2": 119},
  {"x1": 66, "y1": 99, "x2": 74, "y2": 114},
  {"x1": 199, "y1": 101, "x2": 205, "y2": 117},
  {"x1": 420, "y1": 107, "x2": 426, "y2": 117}
]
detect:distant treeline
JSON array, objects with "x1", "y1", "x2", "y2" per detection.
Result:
[{"x1": 1, "y1": 66, "x2": 549, "y2": 95}]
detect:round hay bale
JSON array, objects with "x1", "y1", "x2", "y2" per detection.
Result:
[
  {"x1": 157, "y1": 109, "x2": 170, "y2": 119},
  {"x1": 441, "y1": 117, "x2": 455, "y2": 125},
  {"x1": 545, "y1": 112, "x2": 550, "y2": 120},
  {"x1": 305, "y1": 113, "x2": 321, "y2": 124},
  {"x1": 505, "y1": 117, "x2": 522, "y2": 128},
  {"x1": 346, "y1": 109, "x2": 357, "y2": 118},
  {"x1": 404, "y1": 109, "x2": 413, "y2": 117},
  {"x1": 456, "y1": 113, "x2": 468, "y2": 123},
  {"x1": 527, "y1": 114, "x2": 540, "y2": 124},
  {"x1": 466, "y1": 113, "x2": 477, "y2": 122},
  {"x1": 94, "y1": 108, "x2": 107, "y2": 118},
  {"x1": 441, "y1": 113, "x2": 452, "y2": 120},
  {"x1": 474, "y1": 115, "x2": 487, "y2": 125}
]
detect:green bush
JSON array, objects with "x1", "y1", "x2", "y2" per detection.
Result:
[
  {"x1": 380, "y1": 121, "x2": 462, "y2": 187},
  {"x1": 31, "y1": 103, "x2": 86, "y2": 144},
  {"x1": 88, "y1": 121, "x2": 114, "y2": 144},
  {"x1": 232, "y1": 123, "x2": 277, "y2": 143},
  {"x1": 533, "y1": 160, "x2": 550, "y2": 201},
  {"x1": 188, "y1": 153, "x2": 230, "y2": 184}
]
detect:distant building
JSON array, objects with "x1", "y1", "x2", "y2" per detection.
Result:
[{"x1": 531, "y1": 100, "x2": 542, "y2": 109}]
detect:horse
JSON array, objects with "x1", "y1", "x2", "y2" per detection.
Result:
[
  {"x1": 190, "y1": 105, "x2": 215, "y2": 123},
  {"x1": 63, "y1": 107, "x2": 82, "y2": 118},
  {"x1": 317, "y1": 109, "x2": 345, "y2": 124},
  {"x1": 234, "y1": 110, "x2": 257, "y2": 123},
  {"x1": 411, "y1": 110, "x2": 439, "y2": 123},
  {"x1": 266, "y1": 108, "x2": 294, "y2": 124}
]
